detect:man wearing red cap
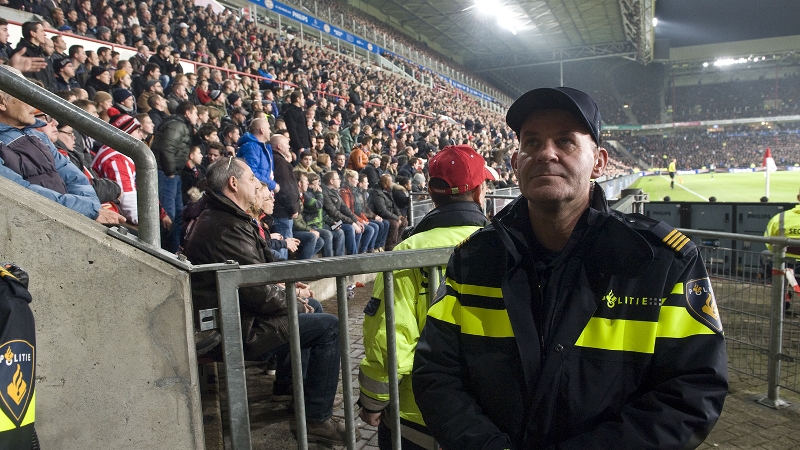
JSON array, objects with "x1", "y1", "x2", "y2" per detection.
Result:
[
  {"x1": 359, "y1": 145, "x2": 497, "y2": 450},
  {"x1": 413, "y1": 87, "x2": 727, "y2": 450}
]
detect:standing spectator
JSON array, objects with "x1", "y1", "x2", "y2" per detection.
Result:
[
  {"x1": 15, "y1": 21, "x2": 53, "y2": 90},
  {"x1": 283, "y1": 90, "x2": 311, "y2": 161},
  {"x1": 269, "y1": 134, "x2": 300, "y2": 260},
  {"x1": 347, "y1": 136, "x2": 371, "y2": 170},
  {"x1": 339, "y1": 123, "x2": 359, "y2": 156},
  {"x1": 181, "y1": 145, "x2": 206, "y2": 206},
  {"x1": 53, "y1": 58, "x2": 79, "y2": 91},
  {"x1": 237, "y1": 118, "x2": 277, "y2": 191},
  {"x1": 150, "y1": 101, "x2": 198, "y2": 252}
]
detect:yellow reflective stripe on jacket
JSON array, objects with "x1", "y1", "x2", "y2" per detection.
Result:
[
  {"x1": 446, "y1": 278, "x2": 503, "y2": 299},
  {"x1": 670, "y1": 283, "x2": 683, "y2": 295},
  {"x1": 575, "y1": 306, "x2": 715, "y2": 353},
  {"x1": 0, "y1": 390, "x2": 35, "y2": 432},
  {"x1": 428, "y1": 288, "x2": 514, "y2": 338}
]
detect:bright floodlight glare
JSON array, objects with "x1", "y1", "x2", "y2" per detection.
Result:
[
  {"x1": 474, "y1": 0, "x2": 525, "y2": 34},
  {"x1": 652, "y1": 17, "x2": 658, "y2": 27}
]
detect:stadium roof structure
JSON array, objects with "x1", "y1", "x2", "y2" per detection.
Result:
[
  {"x1": 349, "y1": 0, "x2": 800, "y2": 100},
  {"x1": 351, "y1": 0, "x2": 653, "y2": 98}
]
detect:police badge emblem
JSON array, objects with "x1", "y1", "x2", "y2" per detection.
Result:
[
  {"x1": 685, "y1": 278, "x2": 723, "y2": 334},
  {"x1": 0, "y1": 340, "x2": 35, "y2": 424}
]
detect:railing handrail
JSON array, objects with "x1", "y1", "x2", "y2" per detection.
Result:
[{"x1": 0, "y1": 66, "x2": 160, "y2": 246}]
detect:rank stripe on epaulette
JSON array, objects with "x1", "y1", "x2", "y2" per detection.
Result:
[{"x1": 663, "y1": 229, "x2": 690, "y2": 252}]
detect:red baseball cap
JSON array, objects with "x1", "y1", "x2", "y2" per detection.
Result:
[{"x1": 428, "y1": 145, "x2": 498, "y2": 195}]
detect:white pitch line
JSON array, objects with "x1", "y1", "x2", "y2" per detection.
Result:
[{"x1": 660, "y1": 175, "x2": 709, "y2": 201}]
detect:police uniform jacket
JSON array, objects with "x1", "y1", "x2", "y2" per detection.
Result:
[{"x1": 412, "y1": 186, "x2": 728, "y2": 450}]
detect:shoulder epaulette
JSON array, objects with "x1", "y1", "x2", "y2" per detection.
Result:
[{"x1": 649, "y1": 220, "x2": 696, "y2": 257}]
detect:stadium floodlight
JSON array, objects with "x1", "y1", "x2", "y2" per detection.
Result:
[
  {"x1": 652, "y1": 17, "x2": 658, "y2": 27},
  {"x1": 473, "y1": 0, "x2": 527, "y2": 35}
]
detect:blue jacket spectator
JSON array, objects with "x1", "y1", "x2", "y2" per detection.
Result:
[
  {"x1": 0, "y1": 120, "x2": 100, "y2": 219},
  {"x1": 236, "y1": 119, "x2": 276, "y2": 190}
]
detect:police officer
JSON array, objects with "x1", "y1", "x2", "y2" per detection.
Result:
[
  {"x1": 764, "y1": 186, "x2": 800, "y2": 313},
  {"x1": 358, "y1": 145, "x2": 498, "y2": 450},
  {"x1": 0, "y1": 263, "x2": 38, "y2": 449},
  {"x1": 412, "y1": 87, "x2": 728, "y2": 450}
]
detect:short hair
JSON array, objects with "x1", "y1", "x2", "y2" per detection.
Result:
[
  {"x1": 290, "y1": 90, "x2": 303, "y2": 104},
  {"x1": 144, "y1": 63, "x2": 160, "y2": 76},
  {"x1": 175, "y1": 101, "x2": 196, "y2": 116},
  {"x1": 293, "y1": 169, "x2": 308, "y2": 180},
  {"x1": 248, "y1": 118, "x2": 267, "y2": 134},
  {"x1": 197, "y1": 123, "x2": 217, "y2": 138},
  {"x1": 208, "y1": 108, "x2": 222, "y2": 120},
  {"x1": 208, "y1": 141, "x2": 224, "y2": 152},
  {"x1": 221, "y1": 124, "x2": 238, "y2": 137},
  {"x1": 306, "y1": 172, "x2": 320, "y2": 183},
  {"x1": 360, "y1": 136, "x2": 372, "y2": 146},
  {"x1": 206, "y1": 156, "x2": 246, "y2": 192},
  {"x1": 21, "y1": 21, "x2": 42, "y2": 41},
  {"x1": 195, "y1": 105, "x2": 208, "y2": 116},
  {"x1": 299, "y1": 151, "x2": 313, "y2": 160},
  {"x1": 73, "y1": 99, "x2": 95, "y2": 111},
  {"x1": 324, "y1": 131, "x2": 338, "y2": 144},
  {"x1": 344, "y1": 169, "x2": 358, "y2": 181},
  {"x1": 316, "y1": 153, "x2": 330, "y2": 167},
  {"x1": 321, "y1": 171, "x2": 337, "y2": 185},
  {"x1": 0, "y1": 18, "x2": 7, "y2": 26},
  {"x1": 147, "y1": 93, "x2": 163, "y2": 109}
]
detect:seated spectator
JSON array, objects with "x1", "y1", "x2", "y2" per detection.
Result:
[
  {"x1": 360, "y1": 154, "x2": 382, "y2": 188},
  {"x1": 296, "y1": 150, "x2": 315, "y2": 174},
  {"x1": 392, "y1": 176, "x2": 412, "y2": 218},
  {"x1": 368, "y1": 174, "x2": 408, "y2": 251},
  {"x1": 347, "y1": 136, "x2": 370, "y2": 170},
  {"x1": 357, "y1": 173, "x2": 390, "y2": 252},
  {"x1": 182, "y1": 158, "x2": 346, "y2": 445},
  {"x1": 288, "y1": 171, "x2": 325, "y2": 260},
  {"x1": 53, "y1": 57, "x2": 79, "y2": 91},
  {"x1": 303, "y1": 172, "x2": 344, "y2": 257},
  {"x1": 85, "y1": 66, "x2": 111, "y2": 100},
  {"x1": 0, "y1": 70, "x2": 123, "y2": 224},
  {"x1": 111, "y1": 88, "x2": 136, "y2": 116},
  {"x1": 311, "y1": 153, "x2": 331, "y2": 175},
  {"x1": 341, "y1": 170, "x2": 379, "y2": 253},
  {"x1": 91, "y1": 114, "x2": 143, "y2": 224},
  {"x1": 321, "y1": 170, "x2": 364, "y2": 255}
]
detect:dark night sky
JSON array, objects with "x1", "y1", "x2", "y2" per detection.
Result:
[{"x1": 654, "y1": 0, "x2": 800, "y2": 47}]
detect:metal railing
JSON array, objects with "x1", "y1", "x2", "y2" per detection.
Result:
[
  {"x1": 680, "y1": 229, "x2": 800, "y2": 408},
  {"x1": 207, "y1": 248, "x2": 453, "y2": 450},
  {"x1": 198, "y1": 206, "x2": 800, "y2": 449},
  {"x1": 0, "y1": 67, "x2": 161, "y2": 247}
]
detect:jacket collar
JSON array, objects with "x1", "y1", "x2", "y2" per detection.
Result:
[
  {"x1": 409, "y1": 201, "x2": 488, "y2": 237},
  {"x1": 203, "y1": 189, "x2": 255, "y2": 223}
]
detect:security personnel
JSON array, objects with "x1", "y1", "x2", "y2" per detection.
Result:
[
  {"x1": 358, "y1": 145, "x2": 498, "y2": 450},
  {"x1": 0, "y1": 263, "x2": 37, "y2": 450},
  {"x1": 668, "y1": 158, "x2": 677, "y2": 189},
  {"x1": 764, "y1": 186, "x2": 800, "y2": 312},
  {"x1": 412, "y1": 87, "x2": 728, "y2": 450}
]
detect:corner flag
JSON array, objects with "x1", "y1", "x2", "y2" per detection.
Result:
[{"x1": 763, "y1": 147, "x2": 777, "y2": 172}]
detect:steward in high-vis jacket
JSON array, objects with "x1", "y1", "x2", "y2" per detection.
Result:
[
  {"x1": 359, "y1": 145, "x2": 498, "y2": 450},
  {"x1": 0, "y1": 264, "x2": 38, "y2": 450},
  {"x1": 413, "y1": 87, "x2": 728, "y2": 450}
]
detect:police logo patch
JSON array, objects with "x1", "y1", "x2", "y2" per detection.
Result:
[
  {"x1": 0, "y1": 340, "x2": 34, "y2": 424},
  {"x1": 685, "y1": 278, "x2": 723, "y2": 333}
]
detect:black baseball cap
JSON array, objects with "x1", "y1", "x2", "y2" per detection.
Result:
[{"x1": 506, "y1": 87, "x2": 601, "y2": 145}]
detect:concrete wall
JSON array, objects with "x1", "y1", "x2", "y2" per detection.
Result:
[{"x1": 0, "y1": 176, "x2": 203, "y2": 450}]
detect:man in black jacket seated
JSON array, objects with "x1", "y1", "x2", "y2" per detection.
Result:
[{"x1": 183, "y1": 157, "x2": 347, "y2": 446}]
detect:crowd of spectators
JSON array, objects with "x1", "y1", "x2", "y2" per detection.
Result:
[
  {"x1": 615, "y1": 127, "x2": 800, "y2": 170},
  {"x1": 0, "y1": 0, "x2": 526, "y2": 259}
]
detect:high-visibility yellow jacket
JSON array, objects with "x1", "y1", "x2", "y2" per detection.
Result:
[
  {"x1": 358, "y1": 202, "x2": 489, "y2": 433},
  {"x1": 765, "y1": 204, "x2": 800, "y2": 260}
]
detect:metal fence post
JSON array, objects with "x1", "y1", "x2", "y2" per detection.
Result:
[
  {"x1": 286, "y1": 281, "x2": 309, "y2": 450},
  {"x1": 335, "y1": 276, "x2": 357, "y2": 448},
  {"x1": 216, "y1": 268, "x2": 253, "y2": 450},
  {"x1": 383, "y1": 271, "x2": 402, "y2": 450},
  {"x1": 758, "y1": 243, "x2": 790, "y2": 408}
]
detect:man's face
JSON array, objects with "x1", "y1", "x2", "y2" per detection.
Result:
[
  {"x1": 0, "y1": 95, "x2": 36, "y2": 128},
  {"x1": 185, "y1": 107, "x2": 198, "y2": 125},
  {"x1": 140, "y1": 116, "x2": 154, "y2": 134},
  {"x1": 53, "y1": 36, "x2": 65, "y2": 51},
  {"x1": 335, "y1": 154, "x2": 345, "y2": 168},
  {"x1": 301, "y1": 155, "x2": 312, "y2": 167},
  {"x1": 516, "y1": 109, "x2": 606, "y2": 208},
  {"x1": 297, "y1": 176, "x2": 308, "y2": 192},
  {"x1": 57, "y1": 125, "x2": 76, "y2": 150},
  {"x1": 359, "y1": 177, "x2": 368, "y2": 190},
  {"x1": 60, "y1": 62, "x2": 75, "y2": 79},
  {"x1": 207, "y1": 148, "x2": 221, "y2": 163},
  {"x1": 35, "y1": 114, "x2": 58, "y2": 142},
  {"x1": 33, "y1": 24, "x2": 46, "y2": 45},
  {"x1": 190, "y1": 148, "x2": 203, "y2": 166},
  {"x1": 328, "y1": 173, "x2": 341, "y2": 189},
  {"x1": 0, "y1": 24, "x2": 9, "y2": 44},
  {"x1": 98, "y1": 70, "x2": 111, "y2": 84},
  {"x1": 122, "y1": 96, "x2": 134, "y2": 109},
  {"x1": 233, "y1": 161, "x2": 260, "y2": 209}
]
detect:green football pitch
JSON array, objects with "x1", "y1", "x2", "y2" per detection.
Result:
[{"x1": 628, "y1": 171, "x2": 799, "y2": 203}]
